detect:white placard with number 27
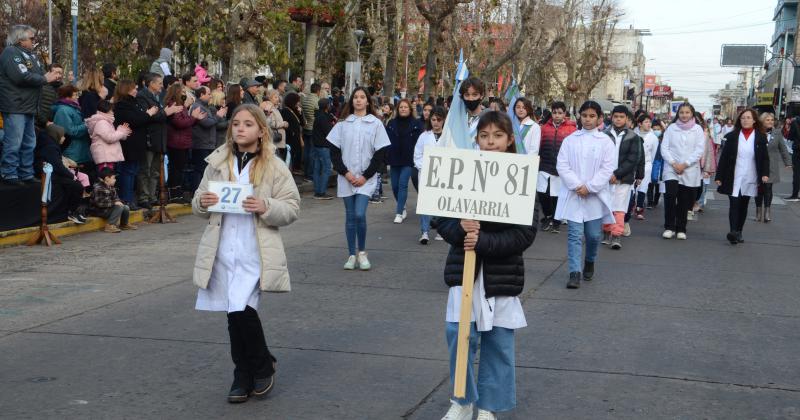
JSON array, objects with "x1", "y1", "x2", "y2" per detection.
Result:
[{"x1": 207, "y1": 181, "x2": 254, "y2": 214}]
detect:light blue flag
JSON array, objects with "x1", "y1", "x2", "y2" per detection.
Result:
[
  {"x1": 503, "y1": 79, "x2": 525, "y2": 153},
  {"x1": 439, "y1": 50, "x2": 473, "y2": 150}
]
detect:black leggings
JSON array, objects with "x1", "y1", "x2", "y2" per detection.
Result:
[
  {"x1": 227, "y1": 306, "x2": 276, "y2": 384},
  {"x1": 663, "y1": 180, "x2": 696, "y2": 233},
  {"x1": 537, "y1": 177, "x2": 559, "y2": 222},
  {"x1": 647, "y1": 182, "x2": 661, "y2": 206},
  {"x1": 754, "y1": 183, "x2": 773, "y2": 207},
  {"x1": 728, "y1": 195, "x2": 751, "y2": 233}
]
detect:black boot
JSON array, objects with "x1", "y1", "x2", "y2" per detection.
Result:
[
  {"x1": 567, "y1": 272, "x2": 581, "y2": 289},
  {"x1": 726, "y1": 231, "x2": 738, "y2": 245},
  {"x1": 737, "y1": 231, "x2": 744, "y2": 243},
  {"x1": 764, "y1": 207, "x2": 771, "y2": 223},
  {"x1": 583, "y1": 261, "x2": 595, "y2": 281},
  {"x1": 242, "y1": 306, "x2": 276, "y2": 398},
  {"x1": 227, "y1": 312, "x2": 252, "y2": 403}
]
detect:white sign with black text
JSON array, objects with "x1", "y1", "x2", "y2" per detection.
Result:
[
  {"x1": 417, "y1": 147, "x2": 539, "y2": 226},
  {"x1": 207, "y1": 181, "x2": 254, "y2": 215}
]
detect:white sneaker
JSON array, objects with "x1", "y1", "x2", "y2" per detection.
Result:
[
  {"x1": 622, "y1": 222, "x2": 631, "y2": 237},
  {"x1": 357, "y1": 251, "x2": 371, "y2": 270},
  {"x1": 343, "y1": 255, "x2": 357, "y2": 270},
  {"x1": 394, "y1": 214, "x2": 404, "y2": 224},
  {"x1": 677, "y1": 232, "x2": 687, "y2": 240},
  {"x1": 687, "y1": 211, "x2": 694, "y2": 221},
  {"x1": 419, "y1": 232, "x2": 430, "y2": 244},
  {"x1": 441, "y1": 401, "x2": 473, "y2": 420},
  {"x1": 402, "y1": 209, "x2": 408, "y2": 219},
  {"x1": 662, "y1": 230, "x2": 675, "y2": 239},
  {"x1": 476, "y1": 409, "x2": 498, "y2": 420},
  {"x1": 434, "y1": 233, "x2": 444, "y2": 241}
]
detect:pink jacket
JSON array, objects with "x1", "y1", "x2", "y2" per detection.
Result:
[
  {"x1": 194, "y1": 64, "x2": 211, "y2": 84},
  {"x1": 86, "y1": 112, "x2": 128, "y2": 164}
]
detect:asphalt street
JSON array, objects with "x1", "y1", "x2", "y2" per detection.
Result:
[{"x1": 1, "y1": 174, "x2": 800, "y2": 419}]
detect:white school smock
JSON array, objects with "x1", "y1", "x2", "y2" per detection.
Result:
[
  {"x1": 520, "y1": 118, "x2": 541, "y2": 156},
  {"x1": 414, "y1": 130, "x2": 441, "y2": 170},
  {"x1": 196, "y1": 161, "x2": 260, "y2": 313},
  {"x1": 607, "y1": 129, "x2": 631, "y2": 212},
  {"x1": 634, "y1": 129, "x2": 659, "y2": 193},
  {"x1": 326, "y1": 114, "x2": 391, "y2": 198},
  {"x1": 732, "y1": 130, "x2": 758, "y2": 197},
  {"x1": 660, "y1": 124, "x2": 705, "y2": 188},
  {"x1": 446, "y1": 266, "x2": 527, "y2": 331},
  {"x1": 554, "y1": 128, "x2": 617, "y2": 224}
]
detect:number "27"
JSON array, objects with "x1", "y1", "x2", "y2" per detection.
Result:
[{"x1": 220, "y1": 186, "x2": 242, "y2": 204}]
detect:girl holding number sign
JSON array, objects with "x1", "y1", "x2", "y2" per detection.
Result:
[
  {"x1": 326, "y1": 87, "x2": 391, "y2": 270},
  {"x1": 438, "y1": 111, "x2": 536, "y2": 420},
  {"x1": 192, "y1": 104, "x2": 300, "y2": 403}
]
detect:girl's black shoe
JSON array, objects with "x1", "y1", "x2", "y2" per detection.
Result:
[
  {"x1": 228, "y1": 381, "x2": 250, "y2": 403},
  {"x1": 566, "y1": 272, "x2": 581, "y2": 289}
]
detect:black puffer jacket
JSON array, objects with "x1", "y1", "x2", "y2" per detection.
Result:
[
  {"x1": 605, "y1": 127, "x2": 644, "y2": 184},
  {"x1": 437, "y1": 217, "x2": 537, "y2": 298}
]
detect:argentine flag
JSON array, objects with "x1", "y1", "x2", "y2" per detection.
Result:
[
  {"x1": 503, "y1": 79, "x2": 525, "y2": 153},
  {"x1": 438, "y1": 50, "x2": 473, "y2": 150}
]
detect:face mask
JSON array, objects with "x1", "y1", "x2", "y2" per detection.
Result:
[
  {"x1": 653, "y1": 130, "x2": 662, "y2": 137},
  {"x1": 464, "y1": 99, "x2": 481, "y2": 112}
]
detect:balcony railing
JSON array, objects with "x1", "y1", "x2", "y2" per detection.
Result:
[{"x1": 776, "y1": 0, "x2": 799, "y2": 20}]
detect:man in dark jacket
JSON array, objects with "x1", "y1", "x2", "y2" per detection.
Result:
[
  {"x1": 311, "y1": 98, "x2": 336, "y2": 199},
  {"x1": 102, "y1": 63, "x2": 118, "y2": 99},
  {"x1": 34, "y1": 124, "x2": 86, "y2": 223},
  {"x1": 240, "y1": 78, "x2": 261, "y2": 105},
  {"x1": 0, "y1": 24, "x2": 62, "y2": 185},
  {"x1": 35, "y1": 63, "x2": 63, "y2": 129},
  {"x1": 602, "y1": 105, "x2": 643, "y2": 249},
  {"x1": 135, "y1": 72, "x2": 181, "y2": 208},
  {"x1": 786, "y1": 118, "x2": 800, "y2": 201}
]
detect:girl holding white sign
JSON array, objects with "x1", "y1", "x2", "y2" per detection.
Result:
[
  {"x1": 437, "y1": 111, "x2": 536, "y2": 420},
  {"x1": 192, "y1": 104, "x2": 300, "y2": 403},
  {"x1": 326, "y1": 87, "x2": 391, "y2": 270}
]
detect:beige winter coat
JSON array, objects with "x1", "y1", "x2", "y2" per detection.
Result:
[{"x1": 192, "y1": 144, "x2": 300, "y2": 292}]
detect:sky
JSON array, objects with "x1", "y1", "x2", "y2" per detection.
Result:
[{"x1": 619, "y1": 0, "x2": 776, "y2": 114}]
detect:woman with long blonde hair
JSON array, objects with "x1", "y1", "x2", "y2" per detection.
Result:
[
  {"x1": 192, "y1": 104, "x2": 300, "y2": 403},
  {"x1": 78, "y1": 67, "x2": 107, "y2": 118}
]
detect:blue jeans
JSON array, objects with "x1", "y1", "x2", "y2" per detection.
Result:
[
  {"x1": 343, "y1": 194, "x2": 369, "y2": 255},
  {"x1": 1, "y1": 113, "x2": 36, "y2": 180},
  {"x1": 303, "y1": 130, "x2": 315, "y2": 178},
  {"x1": 312, "y1": 146, "x2": 332, "y2": 195},
  {"x1": 446, "y1": 322, "x2": 516, "y2": 412},
  {"x1": 117, "y1": 160, "x2": 141, "y2": 204},
  {"x1": 420, "y1": 214, "x2": 431, "y2": 234},
  {"x1": 567, "y1": 219, "x2": 603, "y2": 273},
  {"x1": 390, "y1": 165, "x2": 414, "y2": 215}
]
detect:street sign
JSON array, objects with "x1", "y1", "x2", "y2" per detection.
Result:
[
  {"x1": 70, "y1": 0, "x2": 78, "y2": 16},
  {"x1": 721, "y1": 44, "x2": 766, "y2": 67}
]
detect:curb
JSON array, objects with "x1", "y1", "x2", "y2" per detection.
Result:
[{"x1": 0, "y1": 204, "x2": 194, "y2": 248}]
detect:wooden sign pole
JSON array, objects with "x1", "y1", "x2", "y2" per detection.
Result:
[
  {"x1": 27, "y1": 171, "x2": 61, "y2": 246},
  {"x1": 149, "y1": 153, "x2": 175, "y2": 224},
  {"x1": 453, "y1": 249, "x2": 476, "y2": 398}
]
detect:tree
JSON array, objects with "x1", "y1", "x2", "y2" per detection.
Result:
[
  {"x1": 382, "y1": 0, "x2": 398, "y2": 98},
  {"x1": 414, "y1": 0, "x2": 471, "y2": 99}
]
